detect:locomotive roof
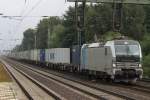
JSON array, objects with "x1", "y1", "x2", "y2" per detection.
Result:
[
  {"x1": 88, "y1": 42, "x2": 104, "y2": 48},
  {"x1": 113, "y1": 40, "x2": 139, "y2": 45},
  {"x1": 83, "y1": 40, "x2": 140, "y2": 48}
]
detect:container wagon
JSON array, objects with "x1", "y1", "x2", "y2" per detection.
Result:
[{"x1": 7, "y1": 39, "x2": 143, "y2": 83}]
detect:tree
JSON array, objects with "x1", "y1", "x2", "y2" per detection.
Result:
[
  {"x1": 47, "y1": 17, "x2": 63, "y2": 48},
  {"x1": 122, "y1": 5, "x2": 146, "y2": 40},
  {"x1": 12, "y1": 45, "x2": 22, "y2": 52},
  {"x1": 49, "y1": 24, "x2": 65, "y2": 48},
  {"x1": 141, "y1": 34, "x2": 150, "y2": 56},
  {"x1": 85, "y1": 4, "x2": 113, "y2": 42},
  {"x1": 21, "y1": 29, "x2": 35, "y2": 50},
  {"x1": 36, "y1": 19, "x2": 49, "y2": 49},
  {"x1": 18, "y1": 4, "x2": 147, "y2": 49},
  {"x1": 144, "y1": 6, "x2": 150, "y2": 33},
  {"x1": 60, "y1": 7, "x2": 77, "y2": 47},
  {"x1": 36, "y1": 17, "x2": 63, "y2": 49}
]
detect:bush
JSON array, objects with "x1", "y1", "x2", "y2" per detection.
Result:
[
  {"x1": 140, "y1": 34, "x2": 150, "y2": 56},
  {"x1": 143, "y1": 54, "x2": 150, "y2": 77}
]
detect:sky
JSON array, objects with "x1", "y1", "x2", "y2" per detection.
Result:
[{"x1": 0, "y1": 0, "x2": 74, "y2": 53}]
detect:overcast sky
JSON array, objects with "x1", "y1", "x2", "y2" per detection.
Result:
[{"x1": 0, "y1": 0, "x2": 74, "y2": 53}]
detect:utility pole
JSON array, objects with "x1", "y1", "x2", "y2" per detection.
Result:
[
  {"x1": 75, "y1": 1, "x2": 79, "y2": 45},
  {"x1": 82, "y1": 0, "x2": 86, "y2": 44},
  {"x1": 47, "y1": 17, "x2": 53, "y2": 48},
  {"x1": 34, "y1": 32, "x2": 37, "y2": 49},
  {"x1": 75, "y1": 0, "x2": 86, "y2": 46},
  {"x1": 113, "y1": 1, "x2": 123, "y2": 32},
  {"x1": 47, "y1": 19, "x2": 51, "y2": 49},
  {"x1": 48, "y1": 25, "x2": 50, "y2": 48}
]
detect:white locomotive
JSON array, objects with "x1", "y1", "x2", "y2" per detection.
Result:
[{"x1": 80, "y1": 40, "x2": 143, "y2": 83}]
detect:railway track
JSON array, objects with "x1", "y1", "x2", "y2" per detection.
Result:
[
  {"x1": 135, "y1": 78, "x2": 150, "y2": 91},
  {"x1": 5, "y1": 64, "x2": 33, "y2": 100},
  {"x1": 1, "y1": 60, "x2": 63, "y2": 100},
  {"x1": 5, "y1": 58, "x2": 150, "y2": 100},
  {"x1": 3, "y1": 58, "x2": 125, "y2": 100},
  {"x1": 19, "y1": 61, "x2": 150, "y2": 95}
]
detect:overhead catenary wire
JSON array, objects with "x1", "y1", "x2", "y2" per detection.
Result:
[
  {"x1": 3, "y1": 0, "x2": 29, "y2": 39},
  {"x1": 3, "y1": 0, "x2": 67, "y2": 44},
  {"x1": 22, "y1": 0, "x2": 44, "y2": 18},
  {"x1": 12, "y1": 0, "x2": 44, "y2": 38},
  {"x1": 55, "y1": 0, "x2": 67, "y2": 16},
  {"x1": 19, "y1": 0, "x2": 28, "y2": 16}
]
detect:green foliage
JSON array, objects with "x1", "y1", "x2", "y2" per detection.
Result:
[
  {"x1": 85, "y1": 4, "x2": 113, "y2": 42},
  {"x1": 18, "y1": 4, "x2": 147, "y2": 49},
  {"x1": 140, "y1": 34, "x2": 150, "y2": 56},
  {"x1": 143, "y1": 54, "x2": 150, "y2": 77},
  {"x1": 36, "y1": 19, "x2": 49, "y2": 49},
  {"x1": 36, "y1": 17, "x2": 62, "y2": 49},
  {"x1": 12, "y1": 45, "x2": 22, "y2": 51},
  {"x1": 60, "y1": 7, "x2": 78, "y2": 47},
  {"x1": 144, "y1": 6, "x2": 150, "y2": 33},
  {"x1": 141, "y1": 34, "x2": 150, "y2": 77},
  {"x1": 49, "y1": 24, "x2": 65, "y2": 48},
  {"x1": 47, "y1": 17, "x2": 63, "y2": 48},
  {"x1": 122, "y1": 5, "x2": 146, "y2": 40},
  {"x1": 22, "y1": 29, "x2": 35, "y2": 50},
  {"x1": 143, "y1": 54, "x2": 150, "y2": 67}
]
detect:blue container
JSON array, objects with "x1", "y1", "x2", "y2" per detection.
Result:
[
  {"x1": 71, "y1": 45, "x2": 81, "y2": 65},
  {"x1": 40, "y1": 49, "x2": 45, "y2": 62},
  {"x1": 80, "y1": 44, "x2": 88, "y2": 69}
]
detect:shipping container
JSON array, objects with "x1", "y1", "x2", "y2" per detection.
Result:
[
  {"x1": 81, "y1": 46, "x2": 112, "y2": 74},
  {"x1": 33, "y1": 49, "x2": 38, "y2": 61},
  {"x1": 40, "y1": 49, "x2": 45, "y2": 62},
  {"x1": 30, "y1": 50, "x2": 34, "y2": 60},
  {"x1": 27, "y1": 50, "x2": 31, "y2": 60},
  {"x1": 45, "y1": 49, "x2": 55, "y2": 63},
  {"x1": 37, "y1": 49, "x2": 40, "y2": 62},
  {"x1": 45, "y1": 48, "x2": 70, "y2": 64},
  {"x1": 30, "y1": 50, "x2": 38, "y2": 61},
  {"x1": 71, "y1": 45, "x2": 81, "y2": 65}
]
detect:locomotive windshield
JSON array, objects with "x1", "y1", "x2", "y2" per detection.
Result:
[{"x1": 115, "y1": 45, "x2": 140, "y2": 56}]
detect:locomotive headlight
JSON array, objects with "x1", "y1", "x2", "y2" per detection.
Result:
[
  {"x1": 139, "y1": 64, "x2": 142, "y2": 68},
  {"x1": 113, "y1": 63, "x2": 116, "y2": 67}
]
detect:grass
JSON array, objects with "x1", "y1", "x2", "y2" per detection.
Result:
[{"x1": 0, "y1": 63, "x2": 12, "y2": 82}]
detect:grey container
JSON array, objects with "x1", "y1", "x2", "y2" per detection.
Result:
[
  {"x1": 45, "y1": 48, "x2": 70, "y2": 64},
  {"x1": 80, "y1": 46, "x2": 113, "y2": 75}
]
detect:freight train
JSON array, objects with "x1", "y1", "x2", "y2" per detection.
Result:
[{"x1": 8, "y1": 39, "x2": 143, "y2": 83}]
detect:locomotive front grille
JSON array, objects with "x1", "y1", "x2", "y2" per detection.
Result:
[{"x1": 116, "y1": 62, "x2": 139, "y2": 68}]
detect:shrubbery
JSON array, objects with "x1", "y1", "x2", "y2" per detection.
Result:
[
  {"x1": 141, "y1": 34, "x2": 150, "y2": 78},
  {"x1": 143, "y1": 53, "x2": 150, "y2": 77},
  {"x1": 143, "y1": 54, "x2": 150, "y2": 77}
]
